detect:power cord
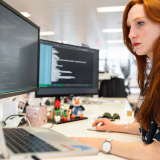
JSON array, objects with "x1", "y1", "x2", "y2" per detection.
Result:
[
  {"x1": 24, "y1": 117, "x2": 31, "y2": 127},
  {"x1": 49, "y1": 123, "x2": 54, "y2": 129},
  {"x1": 3, "y1": 114, "x2": 21, "y2": 125},
  {"x1": 32, "y1": 155, "x2": 41, "y2": 160},
  {"x1": 3, "y1": 114, "x2": 31, "y2": 127}
]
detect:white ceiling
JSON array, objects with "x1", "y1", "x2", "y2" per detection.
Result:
[{"x1": 3, "y1": 0, "x2": 130, "y2": 50}]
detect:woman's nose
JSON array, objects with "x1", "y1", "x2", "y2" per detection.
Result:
[{"x1": 128, "y1": 27, "x2": 138, "y2": 39}]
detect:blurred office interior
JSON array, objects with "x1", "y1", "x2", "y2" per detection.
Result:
[{"x1": 3, "y1": 0, "x2": 149, "y2": 109}]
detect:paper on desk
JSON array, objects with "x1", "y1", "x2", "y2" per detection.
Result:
[
  {"x1": 102, "y1": 100, "x2": 119, "y2": 104},
  {"x1": 92, "y1": 99, "x2": 120, "y2": 104}
]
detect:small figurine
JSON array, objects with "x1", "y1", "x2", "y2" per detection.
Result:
[
  {"x1": 62, "y1": 110, "x2": 68, "y2": 122},
  {"x1": 54, "y1": 99, "x2": 60, "y2": 110},
  {"x1": 55, "y1": 109, "x2": 61, "y2": 123},
  {"x1": 69, "y1": 97, "x2": 85, "y2": 118},
  {"x1": 60, "y1": 105, "x2": 68, "y2": 111}
]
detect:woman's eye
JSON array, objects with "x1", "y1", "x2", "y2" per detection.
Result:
[
  {"x1": 137, "y1": 22, "x2": 144, "y2": 26},
  {"x1": 127, "y1": 26, "x2": 131, "y2": 29}
]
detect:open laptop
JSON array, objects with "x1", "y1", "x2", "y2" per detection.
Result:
[{"x1": 0, "y1": 124, "x2": 99, "y2": 159}]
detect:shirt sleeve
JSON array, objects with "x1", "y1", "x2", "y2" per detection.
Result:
[
  {"x1": 153, "y1": 126, "x2": 160, "y2": 142},
  {"x1": 141, "y1": 117, "x2": 157, "y2": 144}
]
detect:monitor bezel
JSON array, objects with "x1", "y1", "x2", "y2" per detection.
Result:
[
  {"x1": 0, "y1": 0, "x2": 40, "y2": 99},
  {"x1": 35, "y1": 39, "x2": 99, "y2": 98}
]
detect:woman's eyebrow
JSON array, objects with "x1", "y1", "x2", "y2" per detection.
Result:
[
  {"x1": 127, "y1": 16, "x2": 145, "y2": 25},
  {"x1": 133, "y1": 16, "x2": 145, "y2": 21}
]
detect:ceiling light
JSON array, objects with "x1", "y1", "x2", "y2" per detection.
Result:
[
  {"x1": 97, "y1": 6, "x2": 125, "y2": 13},
  {"x1": 20, "y1": 12, "x2": 31, "y2": 17},
  {"x1": 106, "y1": 40, "x2": 123, "y2": 43},
  {"x1": 40, "y1": 32, "x2": 55, "y2": 36},
  {"x1": 102, "y1": 28, "x2": 122, "y2": 33}
]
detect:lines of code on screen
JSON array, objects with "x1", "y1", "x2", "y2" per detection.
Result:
[
  {"x1": 0, "y1": 4, "x2": 39, "y2": 94},
  {"x1": 39, "y1": 43, "x2": 94, "y2": 88}
]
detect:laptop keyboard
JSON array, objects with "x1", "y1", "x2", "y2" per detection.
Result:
[{"x1": 3, "y1": 128, "x2": 60, "y2": 153}]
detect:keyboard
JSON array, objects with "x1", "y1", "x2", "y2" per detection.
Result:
[{"x1": 3, "y1": 128, "x2": 60, "y2": 153}]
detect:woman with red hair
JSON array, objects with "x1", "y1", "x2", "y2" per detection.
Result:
[{"x1": 72, "y1": 0, "x2": 160, "y2": 159}]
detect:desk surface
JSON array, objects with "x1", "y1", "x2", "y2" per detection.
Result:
[{"x1": 42, "y1": 98, "x2": 141, "y2": 160}]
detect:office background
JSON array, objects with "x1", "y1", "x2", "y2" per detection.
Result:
[
  {"x1": 0, "y1": 1, "x2": 144, "y2": 159},
  {"x1": 3, "y1": 0, "x2": 140, "y2": 105}
]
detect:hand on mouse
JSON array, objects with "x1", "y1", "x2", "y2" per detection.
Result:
[{"x1": 92, "y1": 118, "x2": 117, "y2": 131}]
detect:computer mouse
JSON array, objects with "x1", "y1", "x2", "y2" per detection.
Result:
[{"x1": 87, "y1": 127, "x2": 106, "y2": 132}]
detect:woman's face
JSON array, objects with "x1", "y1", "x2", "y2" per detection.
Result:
[{"x1": 127, "y1": 4, "x2": 160, "y2": 62}]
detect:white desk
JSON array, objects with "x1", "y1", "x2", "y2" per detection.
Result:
[{"x1": 42, "y1": 98, "x2": 142, "y2": 160}]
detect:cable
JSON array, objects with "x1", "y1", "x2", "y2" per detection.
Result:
[
  {"x1": 31, "y1": 155, "x2": 41, "y2": 160},
  {"x1": 3, "y1": 114, "x2": 21, "y2": 125},
  {"x1": 4, "y1": 114, "x2": 31, "y2": 127},
  {"x1": 49, "y1": 123, "x2": 54, "y2": 129},
  {"x1": 25, "y1": 117, "x2": 31, "y2": 127}
]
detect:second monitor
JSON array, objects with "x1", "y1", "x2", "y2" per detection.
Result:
[{"x1": 36, "y1": 39, "x2": 99, "y2": 98}]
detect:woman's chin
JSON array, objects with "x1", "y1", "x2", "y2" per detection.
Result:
[
  {"x1": 135, "y1": 51, "x2": 147, "y2": 56},
  {"x1": 135, "y1": 49, "x2": 152, "y2": 57}
]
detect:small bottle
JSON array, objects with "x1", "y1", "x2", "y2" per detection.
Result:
[{"x1": 67, "y1": 109, "x2": 70, "y2": 121}]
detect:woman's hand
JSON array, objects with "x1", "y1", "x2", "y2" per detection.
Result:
[
  {"x1": 92, "y1": 118, "x2": 117, "y2": 131},
  {"x1": 71, "y1": 137, "x2": 106, "y2": 151}
]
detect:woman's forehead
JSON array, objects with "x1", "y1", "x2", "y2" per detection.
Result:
[{"x1": 127, "y1": 4, "x2": 146, "y2": 24}]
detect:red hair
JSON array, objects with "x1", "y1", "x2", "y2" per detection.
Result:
[{"x1": 123, "y1": 0, "x2": 160, "y2": 130}]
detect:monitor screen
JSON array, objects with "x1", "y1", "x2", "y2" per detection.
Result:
[
  {"x1": 0, "y1": 1, "x2": 40, "y2": 99},
  {"x1": 36, "y1": 39, "x2": 99, "y2": 97}
]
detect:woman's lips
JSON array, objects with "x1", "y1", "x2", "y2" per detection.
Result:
[{"x1": 133, "y1": 43, "x2": 141, "y2": 47}]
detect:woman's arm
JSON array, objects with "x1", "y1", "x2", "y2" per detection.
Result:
[
  {"x1": 110, "y1": 140, "x2": 160, "y2": 160},
  {"x1": 93, "y1": 118, "x2": 140, "y2": 135},
  {"x1": 73, "y1": 138, "x2": 160, "y2": 160},
  {"x1": 113, "y1": 123, "x2": 140, "y2": 135}
]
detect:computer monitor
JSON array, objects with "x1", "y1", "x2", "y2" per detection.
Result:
[
  {"x1": 81, "y1": 43, "x2": 89, "y2": 48},
  {"x1": 0, "y1": 1, "x2": 40, "y2": 99},
  {"x1": 36, "y1": 39, "x2": 99, "y2": 98}
]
